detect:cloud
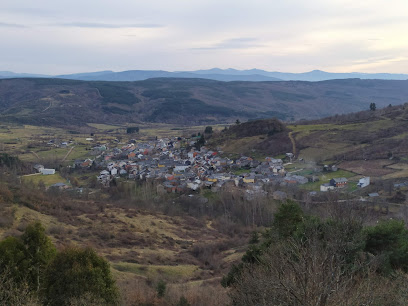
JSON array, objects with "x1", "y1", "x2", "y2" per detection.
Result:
[
  {"x1": 192, "y1": 37, "x2": 264, "y2": 50},
  {"x1": 0, "y1": 22, "x2": 27, "y2": 28},
  {"x1": 53, "y1": 22, "x2": 164, "y2": 29}
]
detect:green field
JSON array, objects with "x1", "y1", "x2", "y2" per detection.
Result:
[
  {"x1": 22, "y1": 172, "x2": 69, "y2": 187},
  {"x1": 112, "y1": 262, "x2": 200, "y2": 281}
]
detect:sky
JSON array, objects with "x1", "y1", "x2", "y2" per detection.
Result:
[{"x1": 1, "y1": 0, "x2": 408, "y2": 74}]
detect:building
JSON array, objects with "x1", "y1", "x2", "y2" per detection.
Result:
[
  {"x1": 320, "y1": 183, "x2": 335, "y2": 192},
  {"x1": 41, "y1": 168, "x2": 55, "y2": 175},
  {"x1": 330, "y1": 177, "x2": 348, "y2": 188},
  {"x1": 33, "y1": 164, "x2": 44, "y2": 173},
  {"x1": 357, "y1": 177, "x2": 370, "y2": 188}
]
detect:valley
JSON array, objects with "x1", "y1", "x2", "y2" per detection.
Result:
[{"x1": 2, "y1": 100, "x2": 408, "y2": 305}]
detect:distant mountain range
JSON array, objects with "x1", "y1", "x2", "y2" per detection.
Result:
[{"x1": 1, "y1": 69, "x2": 408, "y2": 82}]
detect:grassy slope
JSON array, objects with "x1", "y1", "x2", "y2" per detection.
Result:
[
  {"x1": 0, "y1": 201, "x2": 243, "y2": 285},
  {"x1": 211, "y1": 104, "x2": 408, "y2": 183}
]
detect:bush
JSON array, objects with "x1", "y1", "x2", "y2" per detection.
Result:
[{"x1": 43, "y1": 247, "x2": 119, "y2": 306}]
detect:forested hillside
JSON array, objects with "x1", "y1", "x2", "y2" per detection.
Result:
[{"x1": 1, "y1": 78, "x2": 408, "y2": 127}]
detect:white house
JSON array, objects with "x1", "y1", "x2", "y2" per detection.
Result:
[
  {"x1": 41, "y1": 168, "x2": 55, "y2": 175},
  {"x1": 320, "y1": 183, "x2": 335, "y2": 192},
  {"x1": 357, "y1": 177, "x2": 370, "y2": 188},
  {"x1": 111, "y1": 168, "x2": 118, "y2": 176}
]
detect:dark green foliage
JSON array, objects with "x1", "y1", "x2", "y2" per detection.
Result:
[
  {"x1": 0, "y1": 153, "x2": 24, "y2": 170},
  {"x1": 21, "y1": 222, "x2": 57, "y2": 291},
  {"x1": 273, "y1": 201, "x2": 304, "y2": 238},
  {"x1": 249, "y1": 231, "x2": 259, "y2": 244},
  {"x1": 370, "y1": 102, "x2": 377, "y2": 111},
  {"x1": 31, "y1": 78, "x2": 83, "y2": 86},
  {"x1": 43, "y1": 246, "x2": 119, "y2": 306},
  {"x1": 0, "y1": 222, "x2": 56, "y2": 292},
  {"x1": 142, "y1": 89, "x2": 192, "y2": 99},
  {"x1": 0, "y1": 236, "x2": 28, "y2": 283},
  {"x1": 204, "y1": 126, "x2": 213, "y2": 134},
  {"x1": 364, "y1": 220, "x2": 408, "y2": 272},
  {"x1": 195, "y1": 134, "x2": 205, "y2": 150},
  {"x1": 241, "y1": 245, "x2": 262, "y2": 264},
  {"x1": 102, "y1": 106, "x2": 129, "y2": 115},
  {"x1": 227, "y1": 118, "x2": 285, "y2": 138},
  {"x1": 126, "y1": 126, "x2": 140, "y2": 134},
  {"x1": 221, "y1": 263, "x2": 243, "y2": 288},
  {"x1": 269, "y1": 90, "x2": 314, "y2": 101},
  {"x1": 93, "y1": 83, "x2": 140, "y2": 105},
  {"x1": 156, "y1": 279, "x2": 166, "y2": 298},
  {"x1": 235, "y1": 119, "x2": 240, "y2": 125},
  {"x1": 176, "y1": 296, "x2": 191, "y2": 306},
  {"x1": 147, "y1": 98, "x2": 240, "y2": 122}
]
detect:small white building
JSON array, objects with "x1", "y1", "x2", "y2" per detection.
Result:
[
  {"x1": 357, "y1": 177, "x2": 370, "y2": 188},
  {"x1": 111, "y1": 168, "x2": 118, "y2": 176},
  {"x1": 41, "y1": 168, "x2": 55, "y2": 175},
  {"x1": 320, "y1": 183, "x2": 335, "y2": 192}
]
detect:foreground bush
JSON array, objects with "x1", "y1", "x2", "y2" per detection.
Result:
[{"x1": 43, "y1": 246, "x2": 119, "y2": 306}]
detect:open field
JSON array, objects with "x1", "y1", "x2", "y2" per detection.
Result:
[
  {"x1": 338, "y1": 160, "x2": 396, "y2": 177},
  {"x1": 22, "y1": 172, "x2": 69, "y2": 187},
  {"x1": 382, "y1": 163, "x2": 408, "y2": 180}
]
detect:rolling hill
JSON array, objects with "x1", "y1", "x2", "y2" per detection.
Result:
[
  {"x1": 1, "y1": 78, "x2": 408, "y2": 127},
  {"x1": 211, "y1": 104, "x2": 408, "y2": 167}
]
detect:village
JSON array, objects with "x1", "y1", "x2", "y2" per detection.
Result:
[{"x1": 60, "y1": 136, "x2": 370, "y2": 198}]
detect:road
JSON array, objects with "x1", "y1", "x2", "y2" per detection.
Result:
[
  {"x1": 288, "y1": 131, "x2": 296, "y2": 157},
  {"x1": 62, "y1": 146, "x2": 75, "y2": 162}
]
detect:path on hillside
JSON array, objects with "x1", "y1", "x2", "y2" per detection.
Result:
[
  {"x1": 42, "y1": 100, "x2": 53, "y2": 112},
  {"x1": 288, "y1": 131, "x2": 296, "y2": 157},
  {"x1": 30, "y1": 151, "x2": 41, "y2": 161},
  {"x1": 62, "y1": 146, "x2": 75, "y2": 162}
]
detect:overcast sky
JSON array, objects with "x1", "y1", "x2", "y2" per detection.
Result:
[{"x1": 1, "y1": 0, "x2": 407, "y2": 74}]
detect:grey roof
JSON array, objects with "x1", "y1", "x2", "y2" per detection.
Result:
[{"x1": 332, "y1": 177, "x2": 348, "y2": 183}]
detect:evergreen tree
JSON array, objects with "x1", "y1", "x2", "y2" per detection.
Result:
[{"x1": 43, "y1": 246, "x2": 119, "y2": 306}]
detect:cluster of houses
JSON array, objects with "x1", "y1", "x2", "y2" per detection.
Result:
[{"x1": 77, "y1": 137, "x2": 316, "y2": 196}]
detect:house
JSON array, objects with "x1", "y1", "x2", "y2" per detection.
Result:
[
  {"x1": 41, "y1": 168, "x2": 55, "y2": 175},
  {"x1": 330, "y1": 177, "x2": 348, "y2": 188},
  {"x1": 284, "y1": 175, "x2": 308, "y2": 185},
  {"x1": 33, "y1": 164, "x2": 44, "y2": 173},
  {"x1": 357, "y1": 177, "x2": 370, "y2": 188},
  {"x1": 80, "y1": 159, "x2": 93, "y2": 168},
  {"x1": 320, "y1": 183, "x2": 335, "y2": 192},
  {"x1": 207, "y1": 176, "x2": 218, "y2": 183},
  {"x1": 243, "y1": 176, "x2": 255, "y2": 184}
]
